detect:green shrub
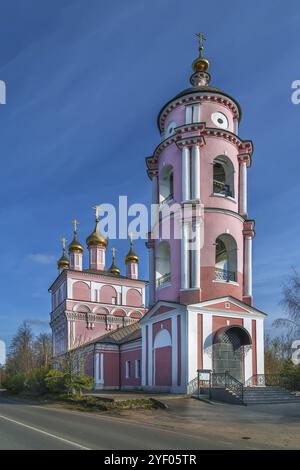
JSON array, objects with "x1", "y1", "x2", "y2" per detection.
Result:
[
  {"x1": 45, "y1": 369, "x2": 66, "y2": 394},
  {"x1": 2, "y1": 373, "x2": 25, "y2": 394},
  {"x1": 25, "y1": 367, "x2": 49, "y2": 395}
]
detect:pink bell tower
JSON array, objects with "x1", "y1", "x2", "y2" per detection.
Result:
[
  {"x1": 146, "y1": 34, "x2": 255, "y2": 307},
  {"x1": 141, "y1": 35, "x2": 265, "y2": 393}
]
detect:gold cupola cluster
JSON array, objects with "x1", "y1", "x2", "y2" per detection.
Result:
[{"x1": 56, "y1": 208, "x2": 139, "y2": 278}]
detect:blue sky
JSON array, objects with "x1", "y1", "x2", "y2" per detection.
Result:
[{"x1": 0, "y1": 0, "x2": 300, "y2": 348}]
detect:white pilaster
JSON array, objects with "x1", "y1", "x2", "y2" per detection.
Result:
[
  {"x1": 243, "y1": 318, "x2": 253, "y2": 382},
  {"x1": 256, "y1": 318, "x2": 265, "y2": 375},
  {"x1": 239, "y1": 161, "x2": 247, "y2": 216},
  {"x1": 244, "y1": 236, "x2": 253, "y2": 298},
  {"x1": 191, "y1": 222, "x2": 201, "y2": 289},
  {"x1": 149, "y1": 246, "x2": 155, "y2": 305},
  {"x1": 182, "y1": 146, "x2": 190, "y2": 201},
  {"x1": 181, "y1": 223, "x2": 190, "y2": 289},
  {"x1": 141, "y1": 325, "x2": 146, "y2": 386},
  {"x1": 192, "y1": 144, "x2": 200, "y2": 200},
  {"x1": 95, "y1": 352, "x2": 100, "y2": 384},
  {"x1": 202, "y1": 314, "x2": 213, "y2": 370},
  {"x1": 148, "y1": 325, "x2": 153, "y2": 386},
  {"x1": 187, "y1": 310, "x2": 198, "y2": 382},
  {"x1": 171, "y1": 316, "x2": 178, "y2": 387}
]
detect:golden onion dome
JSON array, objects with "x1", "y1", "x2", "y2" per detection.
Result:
[
  {"x1": 86, "y1": 213, "x2": 108, "y2": 248},
  {"x1": 86, "y1": 228, "x2": 108, "y2": 248},
  {"x1": 125, "y1": 239, "x2": 139, "y2": 263},
  {"x1": 68, "y1": 234, "x2": 84, "y2": 253},
  {"x1": 68, "y1": 219, "x2": 83, "y2": 253},
  {"x1": 108, "y1": 248, "x2": 120, "y2": 275},
  {"x1": 57, "y1": 238, "x2": 69, "y2": 269},
  {"x1": 192, "y1": 56, "x2": 210, "y2": 73},
  {"x1": 57, "y1": 252, "x2": 69, "y2": 269}
]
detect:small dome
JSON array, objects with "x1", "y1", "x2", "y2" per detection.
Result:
[
  {"x1": 86, "y1": 221, "x2": 108, "y2": 248},
  {"x1": 192, "y1": 56, "x2": 210, "y2": 73},
  {"x1": 125, "y1": 240, "x2": 138, "y2": 263},
  {"x1": 57, "y1": 239, "x2": 69, "y2": 270},
  {"x1": 68, "y1": 234, "x2": 84, "y2": 253},
  {"x1": 108, "y1": 248, "x2": 120, "y2": 275}
]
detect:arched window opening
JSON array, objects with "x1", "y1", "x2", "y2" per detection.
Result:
[
  {"x1": 213, "y1": 156, "x2": 234, "y2": 198},
  {"x1": 159, "y1": 165, "x2": 174, "y2": 204},
  {"x1": 155, "y1": 241, "x2": 171, "y2": 288},
  {"x1": 215, "y1": 234, "x2": 237, "y2": 282}
]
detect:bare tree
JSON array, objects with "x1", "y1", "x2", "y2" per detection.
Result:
[
  {"x1": 7, "y1": 321, "x2": 34, "y2": 375},
  {"x1": 273, "y1": 268, "x2": 300, "y2": 338},
  {"x1": 33, "y1": 333, "x2": 52, "y2": 368}
]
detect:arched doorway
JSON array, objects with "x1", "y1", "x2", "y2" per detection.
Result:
[{"x1": 213, "y1": 326, "x2": 251, "y2": 382}]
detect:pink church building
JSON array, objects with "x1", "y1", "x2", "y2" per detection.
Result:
[{"x1": 50, "y1": 40, "x2": 266, "y2": 394}]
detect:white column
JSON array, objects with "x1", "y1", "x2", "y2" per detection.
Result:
[
  {"x1": 149, "y1": 246, "x2": 155, "y2": 305},
  {"x1": 243, "y1": 318, "x2": 253, "y2": 382},
  {"x1": 256, "y1": 319, "x2": 265, "y2": 375},
  {"x1": 148, "y1": 325, "x2": 153, "y2": 386},
  {"x1": 95, "y1": 352, "x2": 100, "y2": 385},
  {"x1": 244, "y1": 235, "x2": 253, "y2": 298},
  {"x1": 202, "y1": 314, "x2": 213, "y2": 370},
  {"x1": 192, "y1": 145, "x2": 200, "y2": 200},
  {"x1": 182, "y1": 146, "x2": 190, "y2": 201},
  {"x1": 100, "y1": 353, "x2": 104, "y2": 383},
  {"x1": 181, "y1": 223, "x2": 190, "y2": 289},
  {"x1": 141, "y1": 325, "x2": 146, "y2": 386},
  {"x1": 191, "y1": 222, "x2": 201, "y2": 289},
  {"x1": 171, "y1": 316, "x2": 178, "y2": 387},
  {"x1": 239, "y1": 161, "x2": 247, "y2": 217},
  {"x1": 187, "y1": 311, "x2": 198, "y2": 382}
]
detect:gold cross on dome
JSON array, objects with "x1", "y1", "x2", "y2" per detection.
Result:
[
  {"x1": 61, "y1": 237, "x2": 67, "y2": 250},
  {"x1": 93, "y1": 205, "x2": 100, "y2": 221},
  {"x1": 195, "y1": 32, "x2": 206, "y2": 57},
  {"x1": 72, "y1": 219, "x2": 79, "y2": 233}
]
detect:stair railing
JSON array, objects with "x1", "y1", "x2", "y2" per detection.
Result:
[
  {"x1": 244, "y1": 374, "x2": 297, "y2": 391},
  {"x1": 210, "y1": 371, "x2": 244, "y2": 402}
]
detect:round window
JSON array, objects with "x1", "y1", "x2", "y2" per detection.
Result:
[{"x1": 211, "y1": 112, "x2": 229, "y2": 129}]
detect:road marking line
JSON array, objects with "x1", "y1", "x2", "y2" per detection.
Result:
[{"x1": 0, "y1": 414, "x2": 90, "y2": 450}]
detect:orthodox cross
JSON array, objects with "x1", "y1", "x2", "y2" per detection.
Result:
[
  {"x1": 72, "y1": 219, "x2": 79, "y2": 234},
  {"x1": 61, "y1": 237, "x2": 67, "y2": 250},
  {"x1": 112, "y1": 247, "x2": 117, "y2": 259},
  {"x1": 196, "y1": 32, "x2": 206, "y2": 58}
]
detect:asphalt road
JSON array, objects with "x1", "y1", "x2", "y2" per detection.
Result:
[{"x1": 0, "y1": 394, "x2": 240, "y2": 450}]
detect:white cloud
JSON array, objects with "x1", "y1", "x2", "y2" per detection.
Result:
[{"x1": 28, "y1": 254, "x2": 56, "y2": 265}]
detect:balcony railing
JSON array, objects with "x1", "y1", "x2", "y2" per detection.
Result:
[
  {"x1": 213, "y1": 180, "x2": 232, "y2": 197},
  {"x1": 215, "y1": 268, "x2": 237, "y2": 282},
  {"x1": 156, "y1": 272, "x2": 171, "y2": 288}
]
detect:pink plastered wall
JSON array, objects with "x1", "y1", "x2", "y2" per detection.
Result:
[
  {"x1": 103, "y1": 351, "x2": 120, "y2": 387},
  {"x1": 120, "y1": 347, "x2": 142, "y2": 387},
  {"x1": 126, "y1": 289, "x2": 142, "y2": 307}
]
